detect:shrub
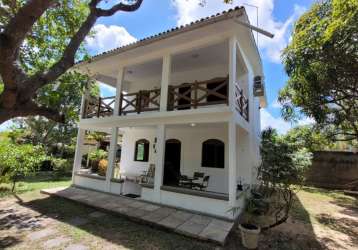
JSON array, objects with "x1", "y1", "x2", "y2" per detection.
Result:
[
  {"x1": 98, "y1": 159, "x2": 108, "y2": 176},
  {"x1": 0, "y1": 141, "x2": 47, "y2": 191},
  {"x1": 89, "y1": 149, "x2": 108, "y2": 161},
  {"x1": 255, "y1": 128, "x2": 312, "y2": 229},
  {"x1": 52, "y1": 158, "x2": 73, "y2": 173},
  {"x1": 89, "y1": 149, "x2": 108, "y2": 172}
]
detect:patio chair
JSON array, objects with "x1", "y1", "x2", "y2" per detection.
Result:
[
  {"x1": 192, "y1": 176, "x2": 210, "y2": 191},
  {"x1": 179, "y1": 175, "x2": 191, "y2": 187},
  {"x1": 193, "y1": 172, "x2": 205, "y2": 179},
  {"x1": 140, "y1": 164, "x2": 155, "y2": 184}
]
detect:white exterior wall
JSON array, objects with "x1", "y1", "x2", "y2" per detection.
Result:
[
  {"x1": 73, "y1": 175, "x2": 107, "y2": 192},
  {"x1": 120, "y1": 125, "x2": 229, "y2": 194},
  {"x1": 120, "y1": 128, "x2": 157, "y2": 176},
  {"x1": 125, "y1": 64, "x2": 228, "y2": 93}
]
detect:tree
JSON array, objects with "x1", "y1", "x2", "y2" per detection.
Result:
[
  {"x1": 283, "y1": 125, "x2": 332, "y2": 152},
  {"x1": 279, "y1": 0, "x2": 358, "y2": 142},
  {"x1": 255, "y1": 128, "x2": 311, "y2": 229},
  {"x1": 0, "y1": 0, "x2": 143, "y2": 124},
  {"x1": 0, "y1": 141, "x2": 47, "y2": 192},
  {"x1": 12, "y1": 74, "x2": 99, "y2": 151}
]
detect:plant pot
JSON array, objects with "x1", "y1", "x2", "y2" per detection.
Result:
[{"x1": 239, "y1": 223, "x2": 260, "y2": 249}]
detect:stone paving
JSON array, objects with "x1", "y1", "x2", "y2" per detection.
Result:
[{"x1": 41, "y1": 186, "x2": 234, "y2": 245}]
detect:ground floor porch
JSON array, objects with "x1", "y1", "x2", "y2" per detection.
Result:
[
  {"x1": 41, "y1": 186, "x2": 234, "y2": 245},
  {"x1": 72, "y1": 119, "x2": 257, "y2": 219}
]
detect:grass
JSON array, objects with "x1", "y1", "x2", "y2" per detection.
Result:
[
  {"x1": 1, "y1": 176, "x2": 357, "y2": 250},
  {"x1": 0, "y1": 172, "x2": 71, "y2": 198},
  {"x1": 290, "y1": 186, "x2": 358, "y2": 228}
]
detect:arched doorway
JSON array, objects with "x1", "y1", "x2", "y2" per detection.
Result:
[{"x1": 163, "y1": 139, "x2": 181, "y2": 186}]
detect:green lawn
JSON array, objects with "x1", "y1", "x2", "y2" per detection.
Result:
[
  {"x1": 1, "y1": 175, "x2": 357, "y2": 249},
  {"x1": 0, "y1": 173, "x2": 71, "y2": 198}
]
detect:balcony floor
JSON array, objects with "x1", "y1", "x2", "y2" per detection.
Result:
[{"x1": 41, "y1": 186, "x2": 234, "y2": 245}]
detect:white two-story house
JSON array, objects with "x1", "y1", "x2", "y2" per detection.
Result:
[{"x1": 71, "y1": 6, "x2": 267, "y2": 220}]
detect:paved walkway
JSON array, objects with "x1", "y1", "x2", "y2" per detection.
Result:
[{"x1": 41, "y1": 186, "x2": 234, "y2": 245}]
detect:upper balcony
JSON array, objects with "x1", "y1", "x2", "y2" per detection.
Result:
[
  {"x1": 83, "y1": 77, "x2": 248, "y2": 121},
  {"x1": 81, "y1": 40, "x2": 250, "y2": 123}
]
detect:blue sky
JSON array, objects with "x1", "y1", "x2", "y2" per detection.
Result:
[
  {"x1": 0, "y1": 0, "x2": 316, "y2": 132},
  {"x1": 86, "y1": 0, "x2": 316, "y2": 134}
]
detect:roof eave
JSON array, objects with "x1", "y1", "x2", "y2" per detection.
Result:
[{"x1": 74, "y1": 7, "x2": 245, "y2": 68}]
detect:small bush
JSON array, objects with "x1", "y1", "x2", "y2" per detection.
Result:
[
  {"x1": 89, "y1": 149, "x2": 108, "y2": 161},
  {"x1": 0, "y1": 141, "x2": 47, "y2": 191},
  {"x1": 52, "y1": 158, "x2": 73, "y2": 173},
  {"x1": 89, "y1": 149, "x2": 108, "y2": 173}
]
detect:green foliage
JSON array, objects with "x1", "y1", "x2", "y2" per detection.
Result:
[
  {"x1": 89, "y1": 149, "x2": 108, "y2": 161},
  {"x1": 0, "y1": 141, "x2": 47, "y2": 191},
  {"x1": 283, "y1": 125, "x2": 333, "y2": 152},
  {"x1": 52, "y1": 158, "x2": 73, "y2": 173},
  {"x1": 259, "y1": 128, "x2": 312, "y2": 186},
  {"x1": 86, "y1": 131, "x2": 108, "y2": 143},
  {"x1": 280, "y1": 0, "x2": 358, "y2": 142},
  {"x1": 1, "y1": 0, "x2": 96, "y2": 147},
  {"x1": 14, "y1": 0, "x2": 90, "y2": 73},
  {"x1": 250, "y1": 128, "x2": 313, "y2": 229}
]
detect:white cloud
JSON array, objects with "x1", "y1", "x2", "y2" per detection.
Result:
[
  {"x1": 172, "y1": 0, "x2": 306, "y2": 63},
  {"x1": 85, "y1": 24, "x2": 137, "y2": 54},
  {"x1": 297, "y1": 116, "x2": 315, "y2": 126},
  {"x1": 261, "y1": 109, "x2": 315, "y2": 134},
  {"x1": 271, "y1": 99, "x2": 282, "y2": 109},
  {"x1": 261, "y1": 109, "x2": 291, "y2": 134}
]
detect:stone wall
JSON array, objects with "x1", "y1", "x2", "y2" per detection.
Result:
[{"x1": 305, "y1": 151, "x2": 358, "y2": 190}]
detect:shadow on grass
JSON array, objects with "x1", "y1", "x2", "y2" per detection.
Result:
[
  {"x1": 256, "y1": 192, "x2": 325, "y2": 250},
  {"x1": 3, "y1": 187, "x2": 351, "y2": 250},
  {"x1": 2, "y1": 194, "x2": 217, "y2": 250}
]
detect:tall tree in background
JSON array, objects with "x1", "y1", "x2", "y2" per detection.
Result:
[
  {"x1": 279, "y1": 0, "x2": 358, "y2": 142},
  {"x1": 282, "y1": 125, "x2": 332, "y2": 152},
  {"x1": 0, "y1": 0, "x2": 143, "y2": 124}
]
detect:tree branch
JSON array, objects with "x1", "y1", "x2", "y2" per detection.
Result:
[
  {"x1": 23, "y1": 0, "x2": 144, "y2": 97},
  {"x1": 95, "y1": 0, "x2": 144, "y2": 16},
  {"x1": 0, "y1": 0, "x2": 55, "y2": 88},
  {"x1": 0, "y1": 101, "x2": 64, "y2": 125}
]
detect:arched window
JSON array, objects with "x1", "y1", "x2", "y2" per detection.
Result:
[
  {"x1": 201, "y1": 139, "x2": 224, "y2": 168},
  {"x1": 134, "y1": 139, "x2": 149, "y2": 162}
]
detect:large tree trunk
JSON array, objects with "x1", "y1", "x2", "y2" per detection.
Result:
[{"x1": 0, "y1": 0, "x2": 143, "y2": 125}]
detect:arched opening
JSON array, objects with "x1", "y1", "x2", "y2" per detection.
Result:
[
  {"x1": 164, "y1": 139, "x2": 181, "y2": 186},
  {"x1": 134, "y1": 139, "x2": 149, "y2": 162},
  {"x1": 201, "y1": 139, "x2": 225, "y2": 168}
]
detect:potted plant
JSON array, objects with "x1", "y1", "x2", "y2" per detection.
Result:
[
  {"x1": 88, "y1": 149, "x2": 108, "y2": 173},
  {"x1": 228, "y1": 189, "x2": 269, "y2": 249}
]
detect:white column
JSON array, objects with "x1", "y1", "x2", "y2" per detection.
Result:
[
  {"x1": 229, "y1": 36, "x2": 237, "y2": 112},
  {"x1": 228, "y1": 119, "x2": 237, "y2": 207},
  {"x1": 160, "y1": 54, "x2": 171, "y2": 112},
  {"x1": 153, "y1": 124, "x2": 166, "y2": 202},
  {"x1": 105, "y1": 127, "x2": 118, "y2": 191},
  {"x1": 72, "y1": 128, "x2": 86, "y2": 183},
  {"x1": 79, "y1": 84, "x2": 89, "y2": 119},
  {"x1": 114, "y1": 67, "x2": 125, "y2": 115}
]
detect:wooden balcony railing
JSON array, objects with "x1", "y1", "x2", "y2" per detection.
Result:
[
  {"x1": 83, "y1": 96, "x2": 115, "y2": 118},
  {"x1": 168, "y1": 77, "x2": 228, "y2": 110},
  {"x1": 82, "y1": 77, "x2": 249, "y2": 120},
  {"x1": 235, "y1": 84, "x2": 249, "y2": 121},
  {"x1": 119, "y1": 89, "x2": 161, "y2": 115}
]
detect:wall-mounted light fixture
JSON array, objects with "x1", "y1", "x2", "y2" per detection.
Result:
[{"x1": 253, "y1": 75, "x2": 264, "y2": 97}]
